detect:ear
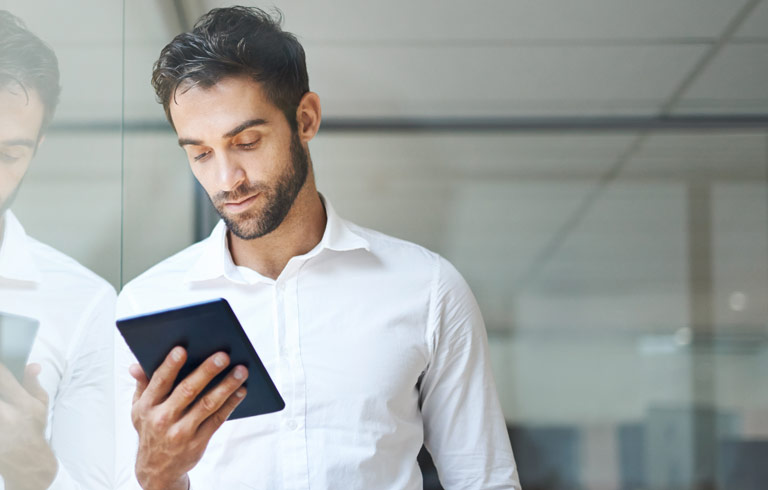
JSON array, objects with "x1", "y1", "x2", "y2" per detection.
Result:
[{"x1": 295, "y1": 92, "x2": 321, "y2": 143}]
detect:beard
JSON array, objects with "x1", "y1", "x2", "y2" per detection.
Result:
[{"x1": 209, "y1": 131, "x2": 309, "y2": 240}]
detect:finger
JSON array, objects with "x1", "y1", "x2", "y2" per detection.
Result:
[
  {"x1": 164, "y1": 352, "x2": 231, "y2": 418},
  {"x1": 141, "y1": 346, "x2": 187, "y2": 405},
  {"x1": 185, "y1": 365, "x2": 248, "y2": 427},
  {"x1": 129, "y1": 363, "x2": 149, "y2": 405},
  {"x1": 22, "y1": 363, "x2": 48, "y2": 406},
  {"x1": 196, "y1": 387, "x2": 247, "y2": 441},
  {"x1": 0, "y1": 361, "x2": 27, "y2": 402}
]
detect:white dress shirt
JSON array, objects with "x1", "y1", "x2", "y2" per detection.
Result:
[
  {"x1": 115, "y1": 199, "x2": 520, "y2": 490},
  {"x1": 0, "y1": 210, "x2": 115, "y2": 489}
]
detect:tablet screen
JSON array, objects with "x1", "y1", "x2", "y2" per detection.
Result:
[{"x1": 0, "y1": 312, "x2": 39, "y2": 380}]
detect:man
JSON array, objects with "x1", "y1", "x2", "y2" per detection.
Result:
[
  {"x1": 0, "y1": 10, "x2": 114, "y2": 490},
  {"x1": 115, "y1": 6, "x2": 519, "y2": 489}
]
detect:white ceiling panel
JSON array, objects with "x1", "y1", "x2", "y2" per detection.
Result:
[
  {"x1": 307, "y1": 45, "x2": 708, "y2": 117},
  {"x1": 516, "y1": 182, "x2": 691, "y2": 332},
  {"x1": 203, "y1": 0, "x2": 746, "y2": 42},
  {"x1": 674, "y1": 45, "x2": 768, "y2": 114},
  {"x1": 621, "y1": 132, "x2": 768, "y2": 181},
  {"x1": 734, "y1": 0, "x2": 768, "y2": 39}
]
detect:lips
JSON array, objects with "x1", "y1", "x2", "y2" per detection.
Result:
[{"x1": 224, "y1": 193, "x2": 259, "y2": 212}]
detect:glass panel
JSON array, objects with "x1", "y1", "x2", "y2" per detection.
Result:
[
  {"x1": 313, "y1": 129, "x2": 768, "y2": 489},
  {"x1": 0, "y1": 0, "x2": 121, "y2": 488}
]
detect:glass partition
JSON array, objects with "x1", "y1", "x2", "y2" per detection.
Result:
[{"x1": 0, "y1": 1, "x2": 121, "y2": 488}]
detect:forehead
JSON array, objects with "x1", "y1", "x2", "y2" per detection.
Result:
[
  {"x1": 170, "y1": 76, "x2": 283, "y2": 136},
  {"x1": 0, "y1": 85, "x2": 45, "y2": 142}
]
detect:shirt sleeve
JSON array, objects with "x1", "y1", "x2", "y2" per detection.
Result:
[
  {"x1": 419, "y1": 256, "x2": 521, "y2": 490},
  {"x1": 46, "y1": 285, "x2": 116, "y2": 490}
]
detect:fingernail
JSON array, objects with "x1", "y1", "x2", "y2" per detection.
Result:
[
  {"x1": 214, "y1": 354, "x2": 226, "y2": 367},
  {"x1": 171, "y1": 348, "x2": 182, "y2": 362},
  {"x1": 233, "y1": 366, "x2": 245, "y2": 380},
  {"x1": 236, "y1": 389, "x2": 246, "y2": 398}
]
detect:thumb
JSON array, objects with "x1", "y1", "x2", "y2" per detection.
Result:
[{"x1": 23, "y1": 363, "x2": 49, "y2": 406}]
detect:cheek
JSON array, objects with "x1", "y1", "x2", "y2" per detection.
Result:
[
  {"x1": 189, "y1": 165, "x2": 214, "y2": 194},
  {"x1": 0, "y1": 161, "x2": 30, "y2": 196}
]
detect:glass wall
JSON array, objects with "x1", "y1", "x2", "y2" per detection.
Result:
[
  {"x1": 2, "y1": 0, "x2": 762, "y2": 489},
  {"x1": 0, "y1": 1, "x2": 121, "y2": 488},
  {"x1": 310, "y1": 128, "x2": 768, "y2": 489}
]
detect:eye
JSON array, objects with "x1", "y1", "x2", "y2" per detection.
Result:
[
  {"x1": 0, "y1": 151, "x2": 21, "y2": 164},
  {"x1": 193, "y1": 150, "x2": 211, "y2": 162},
  {"x1": 237, "y1": 140, "x2": 259, "y2": 149}
]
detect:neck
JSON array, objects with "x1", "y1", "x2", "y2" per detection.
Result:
[{"x1": 227, "y1": 177, "x2": 326, "y2": 280}]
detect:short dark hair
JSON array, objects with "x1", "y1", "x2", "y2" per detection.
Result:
[
  {"x1": 0, "y1": 10, "x2": 61, "y2": 134},
  {"x1": 152, "y1": 6, "x2": 309, "y2": 131}
]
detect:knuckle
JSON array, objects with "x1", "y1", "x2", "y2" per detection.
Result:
[
  {"x1": 149, "y1": 410, "x2": 170, "y2": 429},
  {"x1": 199, "y1": 394, "x2": 218, "y2": 413},
  {"x1": 131, "y1": 411, "x2": 141, "y2": 428},
  {"x1": 210, "y1": 410, "x2": 227, "y2": 427},
  {"x1": 150, "y1": 372, "x2": 168, "y2": 387},
  {"x1": 176, "y1": 380, "x2": 196, "y2": 400},
  {"x1": 166, "y1": 424, "x2": 187, "y2": 443}
]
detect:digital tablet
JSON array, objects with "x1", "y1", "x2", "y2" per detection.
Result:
[
  {"x1": 0, "y1": 312, "x2": 39, "y2": 380},
  {"x1": 116, "y1": 298, "x2": 284, "y2": 420}
]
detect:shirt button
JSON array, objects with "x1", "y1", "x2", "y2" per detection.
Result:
[{"x1": 286, "y1": 419, "x2": 298, "y2": 431}]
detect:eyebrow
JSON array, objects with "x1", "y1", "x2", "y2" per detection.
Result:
[
  {"x1": 1, "y1": 138, "x2": 36, "y2": 148},
  {"x1": 178, "y1": 118, "x2": 268, "y2": 147}
]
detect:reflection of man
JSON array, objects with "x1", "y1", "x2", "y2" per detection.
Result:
[
  {"x1": 115, "y1": 6, "x2": 519, "y2": 490},
  {"x1": 0, "y1": 11, "x2": 114, "y2": 490}
]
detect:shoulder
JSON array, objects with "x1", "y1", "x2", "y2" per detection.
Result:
[
  {"x1": 346, "y1": 221, "x2": 441, "y2": 269},
  {"x1": 346, "y1": 220, "x2": 467, "y2": 287},
  {"x1": 26, "y1": 235, "x2": 115, "y2": 298}
]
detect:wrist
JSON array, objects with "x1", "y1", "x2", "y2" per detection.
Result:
[
  {"x1": 139, "y1": 473, "x2": 189, "y2": 490},
  {"x1": 1, "y1": 437, "x2": 57, "y2": 490}
]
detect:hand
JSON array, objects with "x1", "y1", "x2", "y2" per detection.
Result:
[
  {"x1": 0, "y1": 363, "x2": 57, "y2": 490},
  {"x1": 130, "y1": 347, "x2": 248, "y2": 490}
]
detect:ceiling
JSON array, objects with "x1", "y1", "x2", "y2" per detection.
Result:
[{"x1": 3, "y1": 0, "x2": 766, "y2": 121}]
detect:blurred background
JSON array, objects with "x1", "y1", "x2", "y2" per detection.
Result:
[{"x1": 4, "y1": 0, "x2": 768, "y2": 488}]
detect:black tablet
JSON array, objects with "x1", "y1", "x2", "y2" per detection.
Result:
[
  {"x1": 116, "y1": 298, "x2": 284, "y2": 420},
  {"x1": 0, "y1": 312, "x2": 39, "y2": 380}
]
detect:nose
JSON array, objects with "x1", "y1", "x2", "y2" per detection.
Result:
[{"x1": 217, "y1": 152, "x2": 246, "y2": 191}]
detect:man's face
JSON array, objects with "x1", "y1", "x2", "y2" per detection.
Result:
[
  {"x1": 0, "y1": 86, "x2": 44, "y2": 217},
  {"x1": 171, "y1": 76, "x2": 308, "y2": 240}
]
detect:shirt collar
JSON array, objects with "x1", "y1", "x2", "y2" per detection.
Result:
[
  {"x1": 0, "y1": 210, "x2": 42, "y2": 284},
  {"x1": 184, "y1": 195, "x2": 369, "y2": 284}
]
